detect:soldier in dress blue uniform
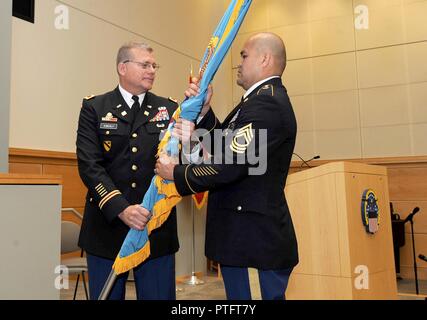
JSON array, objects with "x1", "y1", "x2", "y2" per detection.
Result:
[
  {"x1": 155, "y1": 33, "x2": 299, "y2": 300},
  {"x1": 76, "y1": 42, "x2": 179, "y2": 300}
]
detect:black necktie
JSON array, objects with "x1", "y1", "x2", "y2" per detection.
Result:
[{"x1": 130, "y1": 95, "x2": 141, "y2": 123}]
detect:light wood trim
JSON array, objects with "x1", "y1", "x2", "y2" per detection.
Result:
[
  {"x1": 291, "y1": 156, "x2": 427, "y2": 169},
  {"x1": 9, "y1": 148, "x2": 86, "y2": 208},
  {"x1": 9, "y1": 148, "x2": 77, "y2": 166},
  {"x1": 287, "y1": 161, "x2": 387, "y2": 185},
  {"x1": 9, "y1": 148, "x2": 76, "y2": 160},
  {"x1": 0, "y1": 173, "x2": 62, "y2": 185}
]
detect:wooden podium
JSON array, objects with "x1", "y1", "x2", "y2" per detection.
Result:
[{"x1": 285, "y1": 162, "x2": 398, "y2": 299}]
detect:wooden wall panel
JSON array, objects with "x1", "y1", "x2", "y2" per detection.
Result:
[
  {"x1": 392, "y1": 200, "x2": 427, "y2": 234},
  {"x1": 400, "y1": 267, "x2": 427, "y2": 283},
  {"x1": 388, "y1": 167, "x2": 427, "y2": 201},
  {"x1": 9, "y1": 148, "x2": 86, "y2": 212},
  {"x1": 43, "y1": 165, "x2": 86, "y2": 208},
  {"x1": 9, "y1": 163, "x2": 42, "y2": 175},
  {"x1": 400, "y1": 233, "x2": 427, "y2": 279}
]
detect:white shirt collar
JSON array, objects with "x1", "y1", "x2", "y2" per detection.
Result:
[
  {"x1": 118, "y1": 84, "x2": 146, "y2": 109},
  {"x1": 243, "y1": 76, "x2": 280, "y2": 99}
]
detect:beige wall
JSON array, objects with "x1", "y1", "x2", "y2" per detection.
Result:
[
  {"x1": 230, "y1": 0, "x2": 427, "y2": 160},
  {"x1": 0, "y1": 0, "x2": 12, "y2": 172},
  {"x1": 10, "y1": 0, "x2": 233, "y2": 152}
]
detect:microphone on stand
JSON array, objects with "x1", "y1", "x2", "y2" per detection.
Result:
[
  {"x1": 403, "y1": 206, "x2": 421, "y2": 295},
  {"x1": 419, "y1": 254, "x2": 427, "y2": 262},
  {"x1": 403, "y1": 207, "x2": 420, "y2": 223},
  {"x1": 293, "y1": 153, "x2": 320, "y2": 168}
]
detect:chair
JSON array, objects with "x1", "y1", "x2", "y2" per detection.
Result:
[{"x1": 61, "y1": 208, "x2": 89, "y2": 300}]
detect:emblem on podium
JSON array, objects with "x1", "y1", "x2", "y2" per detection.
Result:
[{"x1": 361, "y1": 189, "x2": 380, "y2": 234}]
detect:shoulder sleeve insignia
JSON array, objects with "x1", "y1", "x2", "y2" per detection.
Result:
[
  {"x1": 257, "y1": 84, "x2": 274, "y2": 96},
  {"x1": 168, "y1": 97, "x2": 178, "y2": 104},
  {"x1": 230, "y1": 123, "x2": 254, "y2": 154},
  {"x1": 84, "y1": 94, "x2": 95, "y2": 100}
]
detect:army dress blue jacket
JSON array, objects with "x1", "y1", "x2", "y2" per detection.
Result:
[
  {"x1": 76, "y1": 87, "x2": 179, "y2": 260},
  {"x1": 173, "y1": 78, "x2": 299, "y2": 270}
]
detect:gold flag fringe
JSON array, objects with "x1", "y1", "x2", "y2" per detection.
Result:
[{"x1": 112, "y1": 176, "x2": 182, "y2": 274}]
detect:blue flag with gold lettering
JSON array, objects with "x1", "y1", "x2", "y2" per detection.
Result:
[{"x1": 113, "y1": 0, "x2": 252, "y2": 274}]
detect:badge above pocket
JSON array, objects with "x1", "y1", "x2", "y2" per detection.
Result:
[
  {"x1": 145, "y1": 121, "x2": 168, "y2": 134},
  {"x1": 149, "y1": 106, "x2": 170, "y2": 122}
]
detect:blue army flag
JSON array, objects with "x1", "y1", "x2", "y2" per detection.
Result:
[{"x1": 112, "y1": 0, "x2": 253, "y2": 275}]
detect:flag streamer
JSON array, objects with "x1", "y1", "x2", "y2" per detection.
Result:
[{"x1": 192, "y1": 192, "x2": 209, "y2": 210}]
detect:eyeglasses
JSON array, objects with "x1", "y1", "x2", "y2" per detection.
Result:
[{"x1": 123, "y1": 60, "x2": 160, "y2": 71}]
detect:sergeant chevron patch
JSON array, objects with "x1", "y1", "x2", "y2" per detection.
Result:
[{"x1": 230, "y1": 123, "x2": 254, "y2": 154}]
